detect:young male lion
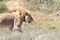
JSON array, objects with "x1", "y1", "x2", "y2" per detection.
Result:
[
  {"x1": 12, "y1": 7, "x2": 33, "y2": 31},
  {"x1": 0, "y1": 7, "x2": 33, "y2": 32}
]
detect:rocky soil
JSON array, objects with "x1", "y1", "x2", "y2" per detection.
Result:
[{"x1": 0, "y1": 28, "x2": 60, "y2": 40}]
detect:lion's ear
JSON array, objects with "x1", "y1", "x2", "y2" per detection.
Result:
[{"x1": 19, "y1": 8, "x2": 27, "y2": 16}]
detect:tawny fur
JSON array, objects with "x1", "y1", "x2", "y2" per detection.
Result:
[{"x1": 0, "y1": 7, "x2": 33, "y2": 31}]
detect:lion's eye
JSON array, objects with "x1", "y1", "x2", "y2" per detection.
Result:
[{"x1": 20, "y1": 13, "x2": 22, "y2": 15}]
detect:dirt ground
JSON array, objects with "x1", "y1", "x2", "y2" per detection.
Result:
[{"x1": 0, "y1": 27, "x2": 60, "y2": 40}]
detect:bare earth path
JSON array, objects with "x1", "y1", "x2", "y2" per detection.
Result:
[{"x1": 0, "y1": 28, "x2": 60, "y2": 40}]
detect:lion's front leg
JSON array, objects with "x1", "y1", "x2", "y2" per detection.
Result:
[
  {"x1": 0, "y1": 20, "x2": 2, "y2": 23},
  {"x1": 13, "y1": 18, "x2": 22, "y2": 32},
  {"x1": 13, "y1": 18, "x2": 20, "y2": 30}
]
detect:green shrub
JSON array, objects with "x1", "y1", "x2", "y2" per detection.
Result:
[
  {"x1": 48, "y1": 27, "x2": 56, "y2": 29},
  {"x1": 53, "y1": 2, "x2": 60, "y2": 10},
  {"x1": 29, "y1": 6, "x2": 39, "y2": 11},
  {"x1": 0, "y1": 2, "x2": 8, "y2": 13},
  {"x1": 24, "y1": 0, "x2": 30, "y2": 2},
  {"x1": 0, "y1": 0, "x2": 7, "y2": 2},
  {"x1": 47, "y1": 8, "x2": 53, "y2": 13},
  {"x1": 0, "y1": 0, "x2": 4, "y2": 2}
]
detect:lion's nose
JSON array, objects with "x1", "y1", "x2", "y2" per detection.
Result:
[
  {"x1": 28, "y1": 21, "x2": 31, "y2": 23},
  {"x1": 28, "y1": 19, "x2": 33, "y2": 23}
]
